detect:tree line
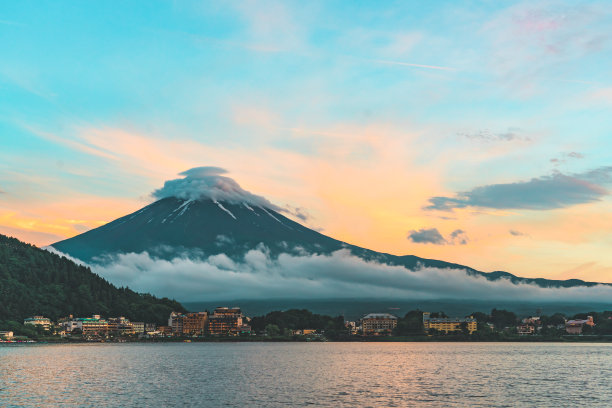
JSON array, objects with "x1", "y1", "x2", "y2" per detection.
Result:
[{"x1": 0, "y1": 234, "x2": 185, "y2": 330}]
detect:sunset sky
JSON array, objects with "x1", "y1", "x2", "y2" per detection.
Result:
[{"x1": 1, "y1": 1, "x2": 611, "y2": 282}]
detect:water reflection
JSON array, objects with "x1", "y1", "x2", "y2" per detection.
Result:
[{"x1": 1, "y1": 342, "x2": 611, "y2": 407}]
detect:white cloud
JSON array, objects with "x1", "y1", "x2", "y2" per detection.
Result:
[
  {"x1": 152, "y1": 167, "x2": 280, "y2": 210},
  {"x1": 78, "y1": 247, "x2": 612, "y2": 304},
  {"x1": 43, "y1": 245, "x2": 90, "y2": 267}
]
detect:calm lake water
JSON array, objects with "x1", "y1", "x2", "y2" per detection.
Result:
[{"x1": 1, "y1": 342, "x2": 611, "y2": 407}]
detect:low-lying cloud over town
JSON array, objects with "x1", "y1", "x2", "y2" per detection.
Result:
[{"x1": 43, "y1": 246, "x2": 612, "y2": 304}]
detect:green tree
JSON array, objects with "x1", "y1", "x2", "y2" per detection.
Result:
[
  {"x1": 265, "y1": 324, "x2": 280, "y2": 337},
  {"x1": 394, "y1": 310, "x2": 424, "y2": 336},
  {"x1": 0, "y1": 233, "x2": 186, "y2": 325},
  {"x1": 490, "y1": 309, "x2": 517, "y2": 329}
]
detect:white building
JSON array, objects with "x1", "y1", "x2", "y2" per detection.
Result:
[{"x1": 24, "y1": 316, "x2": 51, "y2": 330}]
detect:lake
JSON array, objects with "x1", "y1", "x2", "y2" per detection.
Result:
[{"x1": 1, "y1": 342, "x2": 611, "y2": 407}]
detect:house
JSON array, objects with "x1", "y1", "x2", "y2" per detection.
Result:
[
  {"x1": 517, "y1": 324, "x2": 535, "y2": 335},
  {"x1": 565, "y1": 316, "x2": 595, "y2": 335},
  {"x1": 292, "y1": 329, "x2": 317, "y2": 336}
]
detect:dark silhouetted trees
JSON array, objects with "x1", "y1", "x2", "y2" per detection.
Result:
[{"x1": 0, "y1": 234, "x2": 185, "y2": 326}]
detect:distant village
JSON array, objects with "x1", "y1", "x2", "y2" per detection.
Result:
[{"x1": 1, "y1": 307, "x2": 608, "y2": 343}]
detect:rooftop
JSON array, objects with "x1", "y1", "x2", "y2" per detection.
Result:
[{"x1": 362, "y1": 313, "x2": 398, "y2": 320}]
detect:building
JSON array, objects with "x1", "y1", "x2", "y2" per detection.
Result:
[
  {"x1": 423, "y1": 312, "x2": 477, "y2": 334},
  {"x1": 345, "y1": 321, "x2": 358, "y2": 335},
  {"x1": 517, "y1": 324, "x2": 535, "y2": 335},
  {"x1": 132, "y1": 322, "x2": 145, "y2": 334},
  {"x1": 0, "y1": 331, "x2": 13, "y2": 340},
  {"x1": 565, "y1": 316, "x2": 595, "y2": 334},
  {"x1": 181, "y1": 312, "x2": 208, "y2": 336},
  {"x1": 169, "y1": 312, "x2": 183, "y2": 334},
  {"x1": 361, "y1": 313, "x2": 398, "y2": 335},
  {"x1": 24, "y1": 316, "x2": 51, "y2": 331},
  {"x1": 292, "y1": 329, "x2": 317, "y2": 336},
  {"x1": 64, "y1": 315, "x2": 108, "y2": 336},
  {"x1": 107, "y1": 317, "x2": 135, "y2": 335},
  {"x1": 208, "y1": 307, "x2": 244, "y2": 336},
  {"x1": 522, "y1": 316, "x2": 541, "y2": 326}
]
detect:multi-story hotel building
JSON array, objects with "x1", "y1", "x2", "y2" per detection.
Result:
[
  {"x1": 132, "y1": 322, "x2": 145, "y2": 334},
  {"x1": 24, "y1": 316, "x2": 51, "y2": 331},
  {"x1": 422, "y1": 312, "x2": 477, "y2": 334},
  {"x1": 64, "y1": 315, "x2": 109, "y2": 335},
  {"x1": 107, "y1": 317, "x2": 135, "y2": 335},
  {"x1": 181, "y1": 312, "x2": 208, "y2": 336},
  {"x1": 361, "y1": 313, "x2": 398, "y2": 335},
  {"x1": 208, "y1": 307, "x2": 244, "y2": 336},
  {"x1": 169, "y1": 312, "x2": 183, "y2": 334}
]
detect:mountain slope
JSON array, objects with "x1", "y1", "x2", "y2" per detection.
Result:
[
  {"x1": 53, "y1": 197, "x2": 344, "y2": 262},
  {"x1": 52, "y1": 197, "x2": 603, "y2": 289},
  {"x1": 0, "y1": 233, "x2": 186, "y2": 324}
]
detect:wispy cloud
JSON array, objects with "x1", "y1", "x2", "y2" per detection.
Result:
[
  {"x1": 481, "y1": 2, "x2": 611, "y2": 93},
  {"x1": 551, "y1": 151, "x2": 585, "y2": 165},
  {"x1": 0, "y1": 19, "x2": 25, "y2": 27},
  {"x1": 0, "y1": 225, "x2": 65, "y2": 246},
  {"x1": 458, "y1": 127, "x2": 528, "y2": 143},
  {"x1": 372, "y1": 59, "x2": 456, "y2": 71},
  {"x1": 283, "y1": 205, "x2": 311, "y2": 222},
  {"x1": 19, "y1": 124, "x2": 120, "y2": 161},
  {"x1": 509, "y1": 229, "x2": 529, "y2": 237},
  {"x1": 425, "y1": 167, "x2": 612, "y2": 212}
]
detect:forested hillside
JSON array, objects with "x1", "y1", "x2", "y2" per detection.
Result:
[{"x1": 0, "y1": 234, "x2": 185, "y2": 324}]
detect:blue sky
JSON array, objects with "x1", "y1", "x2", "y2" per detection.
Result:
[{"x1": 1, "y1": 1, "x2": 611, "y2": 281}]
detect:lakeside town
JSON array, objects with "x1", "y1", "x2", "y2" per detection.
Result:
[{"x1": 2, "y1": 306, "x2": 611, "y2": 343}]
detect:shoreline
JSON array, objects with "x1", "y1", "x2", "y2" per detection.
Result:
[{"x1": 4, "y1": 335, "x2": 612, "y2": 344}]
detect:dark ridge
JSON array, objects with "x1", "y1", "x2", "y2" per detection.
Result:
[{"x1": 0, "y1": 233, "x2": 186, "y2": 324}]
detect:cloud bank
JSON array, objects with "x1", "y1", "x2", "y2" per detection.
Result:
[
  {"x1": 152, "y1": 167, "x2": 280, "y2": 209},
  {"x1": 44, "y1": 247, "x2": 612, "y2": 304},
  {"x1": 425, "y1": 167, "x2": 612, "y2": 211}
]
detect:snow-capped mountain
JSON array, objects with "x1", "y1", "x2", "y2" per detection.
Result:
[
  {"x1": 52, "y1": 196, "x2": 345, "y2": 262},
  {"x1": 52, "y1": 195, "x2": 601, "y2": 289}
]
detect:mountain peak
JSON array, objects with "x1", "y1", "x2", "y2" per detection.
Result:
[
  {"x1": 151, "y1": 167, "x2": 279, "y2": 210},
  {"x1": 52, "y1": 196, "x2": 337, "y2": 264}
]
